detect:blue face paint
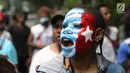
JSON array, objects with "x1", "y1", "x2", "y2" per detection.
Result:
[{"x1": 60, "y1": 8, "x2": 84, "y2": 58}]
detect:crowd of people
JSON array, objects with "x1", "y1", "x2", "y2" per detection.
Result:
[{"x1": 0, "y1": 4, "x2": 130, "y2": 73}]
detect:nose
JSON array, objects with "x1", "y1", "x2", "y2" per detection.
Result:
[{"x1": 107, "y1": 13, "x2": 111, "y2": 19}]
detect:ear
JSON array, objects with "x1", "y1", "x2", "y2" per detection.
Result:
[{"x1": 94, "y1": 28, "x2": 104, "y2": 41}]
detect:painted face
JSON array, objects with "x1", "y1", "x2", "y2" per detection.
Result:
[{"x1": 60, "y1": 8, "x2": 96, "y2": 58}]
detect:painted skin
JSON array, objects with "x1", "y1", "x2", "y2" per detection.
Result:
[{"x1": 60, "y1": 8, "x2": 96, "y2": 58}]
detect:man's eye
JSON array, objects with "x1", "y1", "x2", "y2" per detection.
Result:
[
  {"x1": 62, "y1": 25, "x2": 68, "y2": 29},
  {"x1": 74, "y1": 25, "x2": 81, "y2": 28},
  {"x1": 104, "y1": 12, "x2": 108, "y2": 15}
]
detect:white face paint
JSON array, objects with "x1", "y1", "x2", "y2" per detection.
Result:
[{"x1": 81, "y1": 26, "x2": 93, "y2": 42}]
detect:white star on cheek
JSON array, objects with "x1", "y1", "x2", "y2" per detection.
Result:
[{"x1": 81, "y1": 26, "x2": 93, "y2": 42}]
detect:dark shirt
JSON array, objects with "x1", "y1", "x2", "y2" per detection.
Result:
[{"x1": 8, "y1": 24, "x2": 30, "y2": 57}]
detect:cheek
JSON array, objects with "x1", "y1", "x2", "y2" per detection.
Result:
[
  {"x1": 75, "y1": 39, "x2": 93, "y2": 56},
  {"x1": 18, "y1": 17, "x2": 24, "y2": 21},
  {"x1": 107, "y1": 14, "x2": 111, "y2": 19},
  {"x1": 74, "y1": 27, "x2": 95, "y2": 56},
  {"x1": 53, "y1": 29, "x2": 57, "y2": 36}
]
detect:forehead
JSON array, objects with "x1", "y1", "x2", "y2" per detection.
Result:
[
  {"x1": 17, "y1": 14, "x2": 25, "y2": 17},
  {"x1": 63, "y1": 8, "x2": 84, "y2": 25},
  {"x1": 100, "y1": 7, "x2": 110, "y2": 13}
]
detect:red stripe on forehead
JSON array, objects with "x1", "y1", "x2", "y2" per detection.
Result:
[{"x1": 81, "y1": 11, "x2": 96, "y2": 28}]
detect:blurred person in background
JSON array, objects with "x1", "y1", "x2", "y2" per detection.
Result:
[
  {"x1": 96, "y1": 4, "x2": 118, "y2": 63},
  {"x1": 37, "y1": 6, "x2": 51, "y2": 18},
  {"x1": 29, "y1": 14, "x2": 64, "y2": 73},
  {"x1": 8, "y1": 11, "x2": 30, "y2": 73},
  {"x1": 0, "y1": 11, "x2": 17, "y2": 65},
  {"x1": 28, "y1": 6, "x2": 53, "y2": 60},
  {"x1": 117, "y1": 35, "x2": 130, "y2": 72},
  {"x1": 0, "y1": 31, "x2": 17, "y2": 65},
  {"x1": 98, "y1": 4, "x2": 118, "y2": 47},
  {"x1": 0, "y1": 12, "x2": 12, "y2": 40},
  {"x1": 0, "y1": 55, "x2": 19, "y2": 73}
]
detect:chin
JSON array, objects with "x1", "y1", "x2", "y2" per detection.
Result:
[{"x1": 61, "y1": 41, "x2": 76, "y2": 58}]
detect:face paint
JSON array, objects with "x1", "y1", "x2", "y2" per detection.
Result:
[{"x1": 60, "y1": 8, "x2": 96, "y2": 58}]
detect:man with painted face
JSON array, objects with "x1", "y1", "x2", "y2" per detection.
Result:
[{"x1": 36, "y1": 7, "x2": 125, "y2": 73}]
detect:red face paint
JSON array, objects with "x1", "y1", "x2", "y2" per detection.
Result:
[{"x1": 75, "y1": 11, "x2": 96, "y2": 57}]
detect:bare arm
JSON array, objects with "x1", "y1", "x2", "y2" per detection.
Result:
[{"x1": 27, "y1": 32, "x2": 35, "y2": 59}]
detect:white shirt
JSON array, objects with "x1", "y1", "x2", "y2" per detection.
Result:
[
  {"x1": 96, "y1": 26, "x2": 118, "y2": 63},
  {"x1": 29, "y1": 45, "x2": 58, "y2": 73},
  {"x1": 31, "y1": 23, "x2": 53, "y2": 56},
  {"x1": 31, "y1": 23, "x2": 53, "y2": 46},
  {"x1": 108, "y1": 26, "x2": 118, "y2": 41},
  {"x1": 96, "y1": 36, "x2": 117, "y2": 63}
]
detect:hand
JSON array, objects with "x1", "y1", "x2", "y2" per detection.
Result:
[
  {"x1": 36, "y1": 40, "x2": 44, "y2": 49},
  {"x1": 36, "y1": 43, "x2": 44, "y2": 49},
  {"x1": 25, "y1": 58, "x2": 31, "y2": 67}
]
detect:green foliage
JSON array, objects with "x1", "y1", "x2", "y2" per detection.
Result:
[
  {"x1": 64, "y1": 0, "x2": 81, "y2": 10},
  {"x1": 125, "y1": 0, "x2": 130, "y2": 7}
]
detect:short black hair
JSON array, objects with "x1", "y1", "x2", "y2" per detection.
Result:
[
  {"x1": 97, "y1": 4, "x2": 109, "y2": 10},
  {"x1": 87, "y1": 7, "x2": 106, "y2": 30},
  {"x1": 15, "y1": 11, "x2": 27, "y2": 22},
  {"x1": 51, "y1": 15, "x2": 64, "y2": 26}
]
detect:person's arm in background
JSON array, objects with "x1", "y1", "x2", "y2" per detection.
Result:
[
  {"x1": 117, "y1": 42, "x2": 129, "y2": 64},
  {"x1": 27, "y1": 33, "x2": 34, "y2": 60},
  {"x1": 27, "y1": 32, "x2": 45, "y2": 59},
  {"x1": 27, "y1": 32, "x2": 43, "y2": 65}
]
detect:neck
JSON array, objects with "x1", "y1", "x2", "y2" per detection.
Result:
[
  {"x1": 71, "y1": 49, "x2": 97, "y2": 72},
  {"x1": 42, "y1": 24, "x2": 49, "y2": 28},
  {"x1": 17, "y1": 22, "x2": 24, "y2": 27},
  {"x1": 56, "y1": 42, "x2": 61, "y2": 53},
  {"x1": 105, "y1": 19, "x2": 108, "y2": 23},
  {"x1": 50, "y1": 42, "x2": 61, "y2": 54}
]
